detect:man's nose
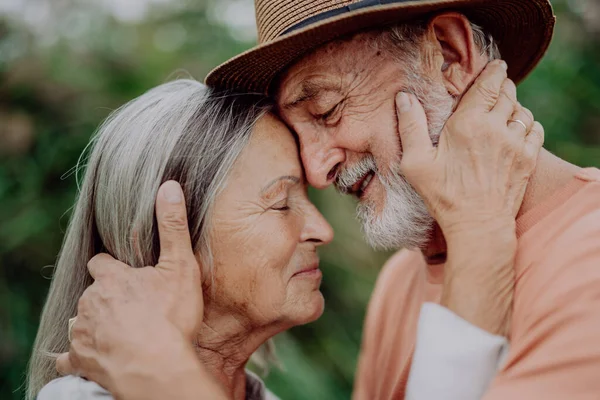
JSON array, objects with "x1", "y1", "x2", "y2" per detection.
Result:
[{"x1": 300, "y1": 141, "x2": 345, "y2": 189}]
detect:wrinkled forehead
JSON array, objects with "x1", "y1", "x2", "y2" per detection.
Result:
[{"x1": 275, "y1": 30, "x2": 384, "y2": 106}]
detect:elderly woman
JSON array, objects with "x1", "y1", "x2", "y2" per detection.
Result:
[{"x1": 27, "y1": 75, "x2": 536, "y2": 400}]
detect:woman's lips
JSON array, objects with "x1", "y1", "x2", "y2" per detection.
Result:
[{"x1": 293, "y1": 264, "x2": 322, "y2": 278}]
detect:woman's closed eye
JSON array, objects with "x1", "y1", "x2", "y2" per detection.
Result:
[{"x1": 260, "y1": 176, "x2": 301, "y2": 211}]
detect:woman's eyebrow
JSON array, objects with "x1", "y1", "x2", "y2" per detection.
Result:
[{"x1": 260, "y1": 176, "x2": 301, "y2": 197}]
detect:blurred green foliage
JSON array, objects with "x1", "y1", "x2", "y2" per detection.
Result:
[{"x1": 0, "y1": 0, "x2": 598, "y2": 399}]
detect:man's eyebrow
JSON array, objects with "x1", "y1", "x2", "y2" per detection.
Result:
[
  {"x1": 282, "y1": 81, "x2": 340, "y2": 110},
  {"x1": 260, "y1": 175, "x2": 301, "y2": 196}
]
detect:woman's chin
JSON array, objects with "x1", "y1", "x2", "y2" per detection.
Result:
[{"x1": 292, "y1": 291, "x2": 325, "y2": 325}]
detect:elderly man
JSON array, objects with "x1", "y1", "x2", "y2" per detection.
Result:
[
  {"x1": 212, "y1": 1, "x2": 600, "y2": 398},
  {"x1": 54, "y1": 0, "x2": 600, "y2": 399}
]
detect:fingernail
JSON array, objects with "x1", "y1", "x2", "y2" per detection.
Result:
[
  {"x1": 500, "y1": 60, "x2": 508, "y2": 71},
  {"x1": 162, "y1": 181, "x2": 182, "y2": 204},
  {"x1": 396, "y1": 92, "x2": 412, "y2": 113}
]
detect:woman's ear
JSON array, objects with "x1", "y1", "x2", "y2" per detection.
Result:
[{"x1": 427, "y1": 12, "x2": 488, "y2": 96}]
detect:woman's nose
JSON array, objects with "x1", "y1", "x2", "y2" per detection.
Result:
[
  {"x1": 300, "y1": 138, "x2": 345, "y2": 190},
  {"x1": 301, "y1": 204, "x2": 334, "y2": 246}
]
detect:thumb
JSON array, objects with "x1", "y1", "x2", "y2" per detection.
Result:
[
  {"x1": 396, "y1": 92, "x2": 433, "y2": 157},
  {"x1": 155, "y1": 181, "x2": 196, "y2": 274}
]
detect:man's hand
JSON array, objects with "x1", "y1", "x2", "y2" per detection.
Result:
[
  {"x1": 56, "y1": 181, "x2": 225, "y2": 400},
  {"x1": 395, "y1": 60, "x2": 545, "y2": 336}
]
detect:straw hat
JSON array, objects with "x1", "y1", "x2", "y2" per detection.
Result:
[{"x1": 205, "y1": 0, "x2": 556, "y2": 94}]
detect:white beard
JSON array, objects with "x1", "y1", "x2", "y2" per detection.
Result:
[
  {"x1": 357, "y1": 165, "x2": 433, "y2": 250},
  {"x1": 355, "y1": 73, "x2": 456, "y2": 251}
]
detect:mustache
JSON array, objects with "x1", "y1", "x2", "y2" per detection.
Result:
[{"x1": 334, "y1": 155, "x2": 378, "y2": 194}]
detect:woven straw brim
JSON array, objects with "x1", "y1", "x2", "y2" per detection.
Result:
[{"x1": 205, "y1": 0, "x2": 555, "y2": 94}]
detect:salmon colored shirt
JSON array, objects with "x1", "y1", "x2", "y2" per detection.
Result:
[{"x1": 354, "y1": 168, "x2": 600, "y2": 400}]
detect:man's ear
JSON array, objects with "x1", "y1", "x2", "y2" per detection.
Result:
[{"x1": 427, "y1": 12, "x2": 488, "y2": 95}]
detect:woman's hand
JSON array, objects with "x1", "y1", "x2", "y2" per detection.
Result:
[
  {"x1": 56, "y1": 181, "x2": 226, "y2": 400},
  {"x1": 397, "y1": 60, "x2": 542, "y2": 227},
  {"x1": 395, "y1": 60, "x2": 544, "y2": 336}
]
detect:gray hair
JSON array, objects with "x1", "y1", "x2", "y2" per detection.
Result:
[
  {"x1": 26, "y1": 79, "x2": 273, "y2": 399},
  {"x1": 376, "y1": 19, "x2": 501, "y2": 64}
]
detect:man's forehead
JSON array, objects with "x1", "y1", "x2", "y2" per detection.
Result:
[
  {"x1": 275, "y1": 55, "x2": 342, "y2": 107},
  {"x1": 275, "y1": 31, "x2": 382, "y2": 105}
]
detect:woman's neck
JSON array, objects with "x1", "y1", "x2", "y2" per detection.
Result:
[
  {"x1": 194, "y1": 341, "x2": 248, "y2": 400},
  {"x1": 193, "y1": 310, "x2": 283, "y2": 400}
]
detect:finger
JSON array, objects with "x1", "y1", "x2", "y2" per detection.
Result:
[
  {"x1": 491, "y1": 79, "x2": 517, "y2": 118},
  {"x1": 56, "y1": 353, "x2": 76, "y2": 377},
  {"x1": 396, "y1": 92, "x2": 433, "y2": 156},
  {"x1": 524, "y1": 121, "x2": 545, "y2": 161},
  {"x1": 508, "y1": 105, "x2": 534, "y2": 136},
  {"x1": 155, "y1": 181, "x2": 195, "y2": 273},
  {"x1": 521, "y1": 104, "x2": 534, "y2": 125},
  {"x1": 88, "y1": 253, "x2": 127, "y2": 280},
  {"x1": 458, "y1": 60, "x2": 508, "y2": 112}
]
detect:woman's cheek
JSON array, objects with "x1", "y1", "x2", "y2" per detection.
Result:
[{"x1": 269, "y1": 214, "x2": 302, "y2": 271}]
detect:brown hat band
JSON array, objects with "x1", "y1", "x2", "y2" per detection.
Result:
[{"x1": 282, "y1": 0, "x2": 416, "y2": 36}]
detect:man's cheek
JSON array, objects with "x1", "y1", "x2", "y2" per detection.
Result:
[
  {"x1": 373, "y1": 121, "x2": 404, "y2": 166},
  {"x1": 332, "y1": 119, "x2": 370, "y2": 152}
]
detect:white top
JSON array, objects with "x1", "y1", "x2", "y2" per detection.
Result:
[
  {"x1": 37, "y1": 370, "x2": 279, "y2": 400},
  {"x1": 406, "y1": 303, "x2": 509, "y2": 400},
  {"x1": 37, "y1": 304, "x2": 507, "y2": 400}
]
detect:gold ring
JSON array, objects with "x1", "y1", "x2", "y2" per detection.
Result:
[
  {"x1": 68, "y1": 317, "x2": 77, "y2": 343},
  {"x1": 509, "y1": 119, "x2": 527, "y2": 131}
]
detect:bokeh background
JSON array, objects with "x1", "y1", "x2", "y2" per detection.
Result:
[{"x1": 1, "y1": 0, "x2": 599, "y2": 399}]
